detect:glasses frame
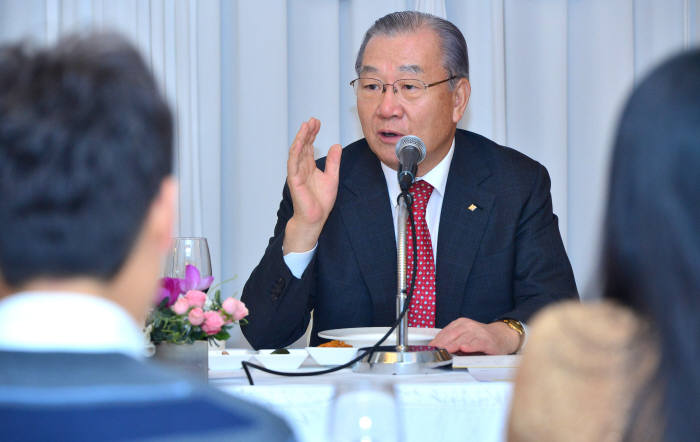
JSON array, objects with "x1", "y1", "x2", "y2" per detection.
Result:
[{"x1": 349, "y1": 75, "x2": 458, "y2": 100}]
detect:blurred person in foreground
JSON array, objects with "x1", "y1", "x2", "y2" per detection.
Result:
[
  {"x1": 242, "y1": 11, "x2": 578, "y2": 353},
  {"x1": 508, "y1": 49, "x2": 700, "y2": 441},
  {"x1": 0, "y1": 33, "x2": 294, "y2": 441}
]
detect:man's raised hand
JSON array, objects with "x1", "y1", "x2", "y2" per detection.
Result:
[{"x1": 283, "y1": 118, "x2": 342, "y2": 254}]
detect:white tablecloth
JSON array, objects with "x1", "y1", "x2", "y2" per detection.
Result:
[{"x1": 209, "y1": 360, "x2": 513, "y2": 442}]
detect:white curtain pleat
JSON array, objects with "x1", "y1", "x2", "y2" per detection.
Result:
[
  {"x1": 448, "y1": 0, "x2": 507, "y2": 145},
  {"x1": 504, "y1": 0, "x2": 569, "y2": 245},
  {"x1": 567, "y1": 0, "x2": 636, "y2": 298},
  {"x1": 0, "y1": 0, "x2": 218, "y2": 276},
  {"x1": 1, "y1": 0, "x2": 698, "y2": 346},
  {"x1": 415, "y1": 0, "x2": 446, "y2": 18}
]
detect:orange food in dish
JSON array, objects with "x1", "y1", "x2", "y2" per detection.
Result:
[{"x1": 318, "y1": 340, "x2": 352, "y2": 348}]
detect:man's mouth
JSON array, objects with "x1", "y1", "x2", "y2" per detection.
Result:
[{"x1": 378, "y1": 131, "x2": 404, "y2": 143}]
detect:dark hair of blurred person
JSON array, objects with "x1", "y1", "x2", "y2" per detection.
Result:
[
  {"x1": 0, "y1": 33, "x2": 172, "y2": 294},
  {"x1": 508, "y1": 49, "x2": 699, "y2": 442},
  {"x1": 602, "y1": 47, "x2": 700, "y2": 441},
  {"x1": 0, "y1": 32, "x2": 294, "y2": 441}
]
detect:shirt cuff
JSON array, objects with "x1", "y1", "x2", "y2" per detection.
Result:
[{"x1": 282, "y1": 244, "x2": 317, "y2": 279}]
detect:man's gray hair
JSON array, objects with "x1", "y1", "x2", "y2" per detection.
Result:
[{"x1": 354, "y1": 11, "x2": 469, "y2": 88}]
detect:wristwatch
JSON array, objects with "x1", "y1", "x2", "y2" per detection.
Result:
[{"x1": 501, "y1": 318, "x2": 525, "y2": 354}]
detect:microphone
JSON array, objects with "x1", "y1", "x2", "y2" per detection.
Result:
[{"x1": 395, "y1": 135, "x2": 426, "y2": 191}]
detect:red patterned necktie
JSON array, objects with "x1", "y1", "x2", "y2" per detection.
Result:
[{"x1": 406, "y1": 180, "x2": 436, "y2": 328}]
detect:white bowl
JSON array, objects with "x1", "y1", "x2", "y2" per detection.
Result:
[
  {"x1": 254, "y1": 349, "x2": 309, "y2": 370},
  {"x1": 306, "y1": 346, "x2": 358, "y2": 366},
  {"x1": 208, "y1": 349, "x2": 253, "y2": 370}
]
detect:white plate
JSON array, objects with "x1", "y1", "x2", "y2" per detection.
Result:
[
  {"x1": 254, "y1": 349, "x2": 309, "y2": 370},
  {"x1": 208, "y1": 349, "x2": 254, "y2": 371},
  {"x1": 318, "y1": 327, "x2": 441, "y2": 348},
  {"x1": 306, "y1": 346, "x2": 359, "y2": 366}
]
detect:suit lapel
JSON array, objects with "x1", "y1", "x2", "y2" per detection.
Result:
[
  {"x1": 435, "y1": 132, "x2": 495, "y2": 327},
  {"x1": 338, "y1": 145, "x2": 397, "y2": 325}
]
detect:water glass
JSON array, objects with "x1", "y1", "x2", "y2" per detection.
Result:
[
  {"x1": 329, "y1": 380, "x2": 401, "y2": 442},
  {"x1": 163, "y1": 237, "x2": 212, "y2": 279}
]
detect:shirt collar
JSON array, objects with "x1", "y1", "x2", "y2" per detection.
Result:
[
  {"x1": 0, "y1": 291, "x2": 145, "y2": 359},
  {"x1": 381, "y1": 138, "x2": 455, "y2": 206}
]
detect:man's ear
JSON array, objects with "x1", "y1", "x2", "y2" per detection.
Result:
[
  {"x1": 452, "y1": 78, "x2": 471, "y2": 123},
  {"x1": 147, "y1": 177, "x2": 177, "y2": 252}
]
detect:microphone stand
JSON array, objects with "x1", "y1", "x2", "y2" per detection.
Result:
[{"x1": 353, "y1": 191, "x2": 451, "y2": 374}]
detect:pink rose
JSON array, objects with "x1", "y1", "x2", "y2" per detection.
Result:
[
  {"x1": 201, "y1": 311, "x2": 225, "y2": 335},
  {"x1": 221, "y1": 298, "x2": 248, "y2": 321},
  {"x1": 184, "y1": 290, "x2": 207, "y2": 308},
  {"x1": 222, "y1": 297, "x2": 249, "y2": 321},
  {"x1": 170, "y1": 296, "x2": 189, "y2": 315},
  {"x1": 187, "y1": 307, "x2": 204, "y2": 326}
]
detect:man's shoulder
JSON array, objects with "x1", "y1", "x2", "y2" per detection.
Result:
[
  {"x1": 0, "y1": 351, "x2": 296, "y2": 441},
  {"x1": 455, "y1": 129, "x2": 544, "y2": 172},
  {"x1": 454, "y1": 129, "x2": 547, "y2": 185},
  {"x1": 0, "y1": 351, "x2": 161, "y2": 385}
]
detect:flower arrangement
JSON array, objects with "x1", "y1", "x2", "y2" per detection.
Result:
[{"x1": 145, "y1": 265, "x2": 248, "y2": 344}]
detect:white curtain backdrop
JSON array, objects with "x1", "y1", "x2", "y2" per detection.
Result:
[{"x1": 1, "y1": 0, "x2": 698, "y2": 347}]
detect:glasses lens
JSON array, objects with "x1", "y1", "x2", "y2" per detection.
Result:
[
  {"x1": 396, "y1": 79, "x2": 425, "y2": 100},
  {"x1": 354, "y1": 78, "x2": 382, "y2": 98}
]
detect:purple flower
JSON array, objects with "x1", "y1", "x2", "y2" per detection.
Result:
[
  {"x1": 180, "y1": 264, "x2": 214, "y2": 292},
  {"x1": 156, "y1": 277, "x2": 182, "y2": 307}
]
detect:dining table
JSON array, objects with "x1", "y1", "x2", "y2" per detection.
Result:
[{"x1": 208, "y1": 351, "x2": 516, "y2": 442}]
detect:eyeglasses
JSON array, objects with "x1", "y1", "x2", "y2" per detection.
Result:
[{"x1": 350, "y1": 75, "x2": 457, "y2": 102}]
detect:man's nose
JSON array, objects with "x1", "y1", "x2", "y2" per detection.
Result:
[{"x1": 377, "y1": 84, "x2": 403, "y2": 118}]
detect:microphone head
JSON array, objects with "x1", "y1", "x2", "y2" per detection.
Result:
[{"x1": 395, "y1": 135, "x2": 426, "y2": 163}]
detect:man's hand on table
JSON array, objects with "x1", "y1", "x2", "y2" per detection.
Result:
[
  {"x1": 429, "y1": 318, "x2": 521, "y2": 355},
  {"x1": 283, "y1": 117, "x2": 342, "y2": 254}
]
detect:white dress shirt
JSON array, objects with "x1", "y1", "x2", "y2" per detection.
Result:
[
  {"x1": 284, "y1": 139, "x2": 456, "y2": 278},
  {"x1": 0, "y1": 291, "x2": 145, "y2": 359}
]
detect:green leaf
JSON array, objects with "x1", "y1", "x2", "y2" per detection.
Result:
[{"x1": 213, "y1": 330, "x2": 230, "y2": 341}]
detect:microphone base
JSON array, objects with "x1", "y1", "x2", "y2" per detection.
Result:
[{"x1": 352, "y1": 345, "x2": 452, "y2": 375}]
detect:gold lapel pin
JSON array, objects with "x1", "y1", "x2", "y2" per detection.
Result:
[{"x1": 467, "y1": 203, "x2": 477, "y2": 212}]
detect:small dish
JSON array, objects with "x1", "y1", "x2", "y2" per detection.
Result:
[
  {"x1": 208, "y1": 349, "x2": 254, "y2": 370},
  {"x1": 254, "y1": 349, "x2": 309, "y2": 370},
  {"x1": 306, "y1": 346, "x2": 358, "y2": 366}
]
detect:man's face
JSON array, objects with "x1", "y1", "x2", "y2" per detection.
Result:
[{"x1": 356, "y1": 27, "x2": 470, "y2": 175}]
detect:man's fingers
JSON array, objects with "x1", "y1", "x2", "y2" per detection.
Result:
[
  {"x1": 309, "y1": 117, "x2": 320, "y2": 136},
  {"x1": 292, "y1": 121, "x2": 310, "y2": 152},
  {"x1": 430, "y1": 318, "x2": 471, "y2": 346},
  {"x1": 296, "y1": 118, "x2": 320, "y2": 162},
  {"x1": 429, "y1": 318, "x2": 497, "y2": 354},
  {"x1": 302, "y1": 118, "x2": 319, "y2": 147},
  {"x1": 325, "y1": 144, "x2": 342, "y2": 179},
  {"x1": 430, "y1": 331, "x2": 458, "y2": 348},
  {"x1": 288, "y1": 122, "x2": 309, "y2": 173}
]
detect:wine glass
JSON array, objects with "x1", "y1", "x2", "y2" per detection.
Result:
[
  {"x1": 329, "y1": 380, "x2": 401, "y2": 442},
  {"x1": 163, "y1": 237, "x2": 212, "y2": 283}
]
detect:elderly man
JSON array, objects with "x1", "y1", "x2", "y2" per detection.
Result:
[
  {"x1": 242, "y1": 11, "x2": 578, "y2": 354},
  {"x1": 0, "y1": 33, "x2": 294, "y2": 441}
]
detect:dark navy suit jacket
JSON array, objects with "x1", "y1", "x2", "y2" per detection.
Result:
[
  {"x1": 242, "y1": 129, "x2": 578, "y2": 348},
  {"x1": 0, "y1": 351, "x2": 295, "y2": 441}
]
